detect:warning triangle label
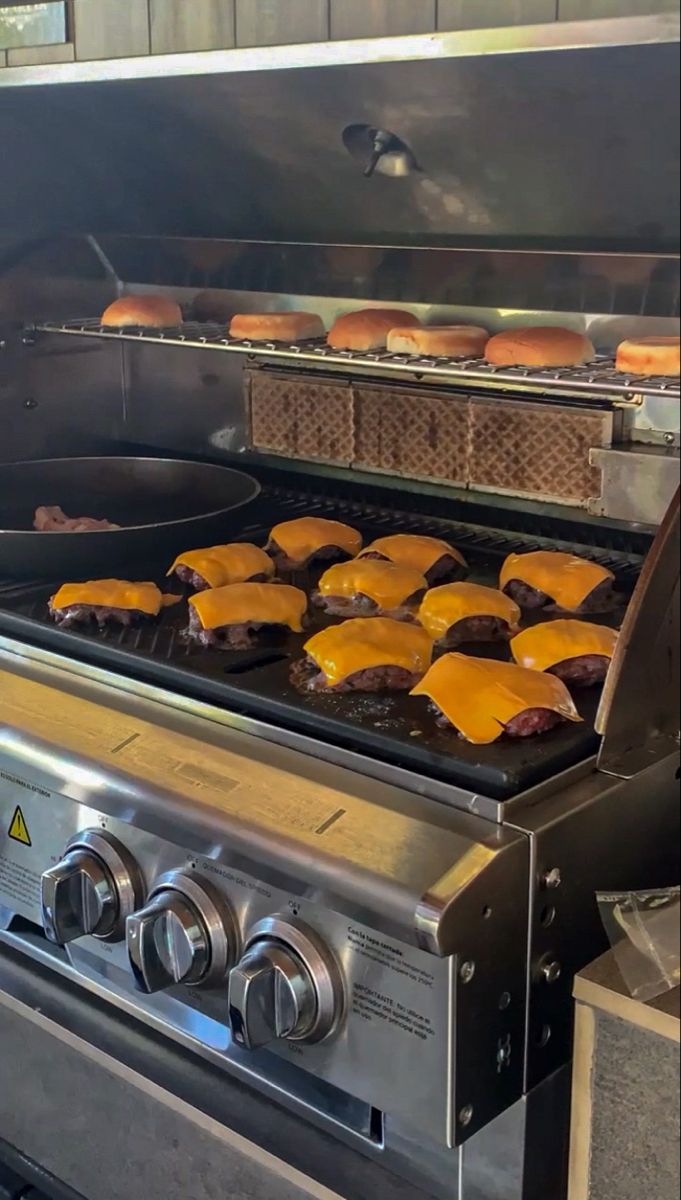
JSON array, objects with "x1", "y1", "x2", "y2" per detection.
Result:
[{"x1": 8, "y1": 806, "x2": 31, "y2": 847}]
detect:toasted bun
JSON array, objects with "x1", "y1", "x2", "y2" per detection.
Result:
[
  {"x1": 387, "y1": 325, "x2": 489, "y2": 358},
  {"x1": 328, "y1": 309, "x2": 420, "y2": 352},
  {"x1": 615, "y1": 336, "x2": 680, "y2": 378},
  {"x1": 101, "y1": 295, "x2": 182, "y2": 328},
  {"x1": 485, "y1": 327, "x2": 595, "y2": 368},
  {"x1": 229, "y1": 312, "x2": 325, "y2": 342}
]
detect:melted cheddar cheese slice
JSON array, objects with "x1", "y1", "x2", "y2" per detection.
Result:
[
  {"x1": 269, "y1": 518, "x2": 362, "y2": 564},
  {"x1": 418, "y1": 583, "x2": 521, "y2": 641},
  {"x1": 51, "y1": 580, "x2": 171, "y2": 616},
  {"x1": 511, "y1": 620, "x2": 618, "y2": 673},
  {"x1": 500, "y1": 551, "x2": 614, "y2": 611},
  {"x1": 189, "y1": 582, "x2": 307, "y2": 632},
  {"x1": 359, "y1": 534, "x2": 466, "y2": 574},
  {"x1": 304, "y1": 617, "x2": 433, "y2": 687},
  {"x1": 317, "y1": 560, "x2": 427, "y2": 609},
  {"x1": 168, "y1": 543, "x2": 274, "y2": 588},
  {"x1": 411, "y1": 654, "x2": 581, "y2": 744}
]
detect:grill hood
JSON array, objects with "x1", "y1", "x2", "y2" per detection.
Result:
[{"x1": 0, "y1": 17, "x2": 679, "y2": 253}]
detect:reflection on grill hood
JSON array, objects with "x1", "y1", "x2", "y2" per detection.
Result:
[{"x1": 0, "y1": 29, "x2": 679, "y2": 252}]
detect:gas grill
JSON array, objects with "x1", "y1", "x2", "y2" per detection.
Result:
[{"x1": 1, "y1": 17, "x2": 680, "y2": 1200}]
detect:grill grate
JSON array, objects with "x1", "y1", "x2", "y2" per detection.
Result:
[
  {"x1": 0, "y1": 483, "x2": 644, "y2": 801},
  {"x1": 31, "y1": 320, "x2": 681, "y2": 403}
]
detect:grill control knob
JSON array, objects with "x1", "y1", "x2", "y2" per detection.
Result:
[
  {"x1": 41, "y1": 830, "x2": 143, "y2": 945},
  {"x1": 126, "y1": 871, "x2": 237, "y2": 994},
  {"x1": 229, "y1": 916, "x2": 343, "y2": 1050}
]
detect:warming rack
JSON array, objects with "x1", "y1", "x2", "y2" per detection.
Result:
[{"x1": 30, "y1": 320, "x2": 681, "y2": 403}]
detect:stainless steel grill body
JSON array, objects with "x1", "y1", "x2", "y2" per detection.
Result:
[{"x1": 0, "y1": 639, "x2": 677, "y2": 1200}]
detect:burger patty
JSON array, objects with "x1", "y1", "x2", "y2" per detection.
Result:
[
  {"x1": 49, "y1": 601, "x2": 148, "y2": 629},
  {"x1": 186, "y1": 606, "x2": 293, "y2": 650},
  {"x1": 503, "y1": 580, "x2": 550, "y2": 610},
  {"x1": 311, "y1": 589, "x2": 425, "y2": 620},
  {"x1": 290, "y1": 657, "x2": 421, "y2": 693},
  {"x1": 266, "y1": 542, "x2": 352, "y2": 572},
  {"x1": 549, "y1": 653, "x2": 611, "y2": 687},
  {"x1": 433, "y1": 703, "x2": 563, "y2": 739},
  {"x1": 504, "y1": 709, "x2": 564, "y2": 737},
  {"x1": 576, "y1": 579, "x2": 616, "y2": 613},
  {"x1": 361, "y1": 552, "x2": 466, "y2": 585},
  {"x1": 425, "y1": 554, "x2": 467, "y2": 585},
  {"x1": 439, "y1": 615, "x2": 513, "y2": 649},
  {"x1": 503, "y1": 577, "x2": 615, "y2": 613},
  {"x1": 174, "y1": 565, "x2": 270, "y2": 591}
]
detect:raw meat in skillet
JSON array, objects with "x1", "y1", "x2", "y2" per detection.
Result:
[{"x1": 34, "y1": 506, "x2": 121, "y2": 533}]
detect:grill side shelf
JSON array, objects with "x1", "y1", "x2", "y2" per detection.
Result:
[{"x1": 27, "y1": 321, "x2": 681, "y2": 404}]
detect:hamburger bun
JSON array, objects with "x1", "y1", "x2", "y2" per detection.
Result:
[
  {"x1": 328, "y1": 309, "x2": 420, "y2": 352},
  {"x1": 485, "y1": 326, "x2": 595, "y2": 369},
  {"x1": 615, "y1": 336, "x2": 680, "y2": 378},
  {"x1": 387, "y1": 325, "x2": 489, "y2": 358},
  {"x1": 101, "y1": 295, "x2": 183, "y2": 328},
  {"x1": 229, "y1": 311, "x2": 325, "y2": 342}
]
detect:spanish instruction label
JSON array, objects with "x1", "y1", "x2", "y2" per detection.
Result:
[
  {"x1": 347, "y1": 926, "x2": 435, "y2": 989},
  {"x1": 0, "y1": 853, "x2": 42, "y2": 910},
  {"x1": 352, "y1": 982, "x2": 435, "y2": 1043}
]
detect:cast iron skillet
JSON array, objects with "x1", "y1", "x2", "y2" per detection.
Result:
[{"x1": 0, "y1": 457, "x2": 260, "y2": 579}]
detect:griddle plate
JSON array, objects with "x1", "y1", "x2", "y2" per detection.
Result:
[{"x1": 0, "y1": 493, "x2": 633, "y2": 801}]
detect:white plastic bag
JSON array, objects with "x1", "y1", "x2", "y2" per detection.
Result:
[{"x1": 597, "y1": 887, "x2": 680, "y2": 1002}]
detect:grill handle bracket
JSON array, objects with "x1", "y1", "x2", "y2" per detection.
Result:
[{"x1": 597, "y1": 487, "x2": 680, "y2": 778}]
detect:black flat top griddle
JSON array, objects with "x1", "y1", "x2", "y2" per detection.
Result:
[{"x1": 0, "y1": 483, "x2": 641, "y2": 802}]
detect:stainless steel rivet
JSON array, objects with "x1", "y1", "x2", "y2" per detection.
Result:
[
  {"x1": 459, "y1": 1105, "x2": 474, "y2": 1128},
  {"x1": 542, "y1": 868, "x2": 562, "y2": 891},
  {"x1": 542, "y1": 960, "x2": 562, "y2": 985},
  {"x1": 460, "y1": 961, "x2": 476, "y2": 985},
  {"x1": 497, "y1": 1044, "x2": 512, "y2": 1068}
]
